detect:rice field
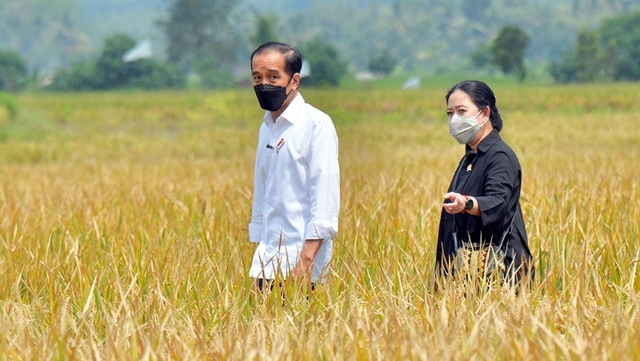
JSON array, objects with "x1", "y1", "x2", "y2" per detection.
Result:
[{"x1": 1, "y1": 83, "x2": 639, "y2": 359}]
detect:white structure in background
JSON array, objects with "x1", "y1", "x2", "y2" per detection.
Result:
[
  {"x1": 402, "y1": 76, "x2": 420, "y2": 89},
  {"x1": 122, "y1": 39, "x2": 153, "y2": 62},
  {"x1": 354, "y1": 71, "x2": 383, "y2": 80},
  {"x1": 300, "y1": 59, "x2": 311, "y2": 78}
]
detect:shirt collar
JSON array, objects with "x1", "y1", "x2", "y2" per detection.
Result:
[
  {"x1": 465, "y1": 129, "x2": 501, "y2": 154},
  {"x1": 262, "y1": 93, "x2": 304, "y2": 126}
]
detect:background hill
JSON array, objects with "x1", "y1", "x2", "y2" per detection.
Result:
[{"x1": 0, "y1": 0, "x2": 638, "y2": 77}]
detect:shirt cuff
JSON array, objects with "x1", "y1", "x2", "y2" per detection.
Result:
[
  {"x1": 248, "y1": 223, "x2": 262, "y2": 243},
  {"x1": 305, "y1": 221, "x2": 338, "y2": 241}
]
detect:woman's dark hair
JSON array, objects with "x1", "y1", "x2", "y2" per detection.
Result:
[
  {"x1": 445, "y1": 80, "x2": 503, "y2": 132},
  {"x1": 251, "y1": 41, "x2": 303, "y2": 78}
]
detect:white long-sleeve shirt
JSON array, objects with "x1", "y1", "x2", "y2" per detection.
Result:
[{"x1": 248, "y1": 94, "x2": 340, "y2": 283}]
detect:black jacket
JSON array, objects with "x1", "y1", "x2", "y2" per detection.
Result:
[{"x1": 435, "y1": 130, "x2": 534, "y2": 281}]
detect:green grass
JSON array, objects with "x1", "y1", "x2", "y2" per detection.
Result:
[{"x1": 0, "y1": 82, "x2": 639, "y2": 359}]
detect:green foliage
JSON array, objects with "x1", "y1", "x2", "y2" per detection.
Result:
[
  {"x1": 250, "y1": 12, "x2": 279, "y2": 48},
  {"x1": 95, "y1": 34, "x2": 137, "y2": 89},
  {"x1": 299, "y1": 38, "x2": 347, "y2": 87},
  {"x1": 366, "y1": 49, "x2": 398, "y2": 76},
  {"x1": 599, "y1": 11, "x2": 640, "y2": 80},
  {"x1": 0, "y1": 92, "x2": 18, "y2": 121},
  {"x1": 0, "y1": 49, "x2": 28, "y2": 92},
  {"x1": 549, "y1": 55, "x2": 577, "y2": 84},
  {"x1": 573, "y1": 30, "x2": 604, "y2": 82},
  {"x1": 49, "y1": 34, "x2": 185, "y2": 91},
  {"x1": 3, "y1": 0, "x2": 640, "y2": 82},
  {"x1": 192, "y1": 56, "x2": 234, "y2": 89},
  {"x1": 276, "y1": 0, "x2": 640, "y2": 77},
  {"x1": 550, "y1": 29, "x2": 605, "y2": 84},
  {"x1": 159, "y1": 0, "x2": 242, "y2": 87},
  {"x1": 124, "y1": 59, "x2": 186, "y2": 90},
  {"x1": 490, "y1": 25, "x2": 529, "y2": 82},
  {"x1": 469, "y1": 45, "x2": 493, "y2": 69},
  {"x1": 48, "y1": 62, "x2": 97, "y2": 91},
  {"x1": 550, "y1": 11, "x2": 640, "y2": 83}
]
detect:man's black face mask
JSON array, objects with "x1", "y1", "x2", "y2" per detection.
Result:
[{"x1": 254, "y1": 76, "x2": 293, "y2": 111}]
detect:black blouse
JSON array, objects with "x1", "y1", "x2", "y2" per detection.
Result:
[{"x1": 435, "y1": 129, "x2": 534, "y2": 278}]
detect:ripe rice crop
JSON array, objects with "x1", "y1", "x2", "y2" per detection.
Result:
[{"x1": 1, "y1": 84, "x2": 639, "y2": 359}]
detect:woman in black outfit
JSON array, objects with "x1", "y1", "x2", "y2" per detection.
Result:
[{"x1": 434, "y1": 80, "x2": 534, "y2": 288}]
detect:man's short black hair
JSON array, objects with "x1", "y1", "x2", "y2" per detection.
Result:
[{"x1": 251, "y1": 42, "x2": 303, "y2": 78}]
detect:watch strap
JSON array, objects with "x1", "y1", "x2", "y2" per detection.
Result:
[{"x1": 463, "y1": 196, "x2": 473, "y2": 211}]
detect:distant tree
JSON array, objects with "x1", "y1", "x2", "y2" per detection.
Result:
[
  {"x1": 49, "y1": 34, "x2": 185, "y2": 91},
  {"x1": 366, "y1": 49, "x2": 398, "y2": 76},
  {"x1": 48, "y1": 61, "x2": 97, "y2": 91},
  {"x1": 0, "y1": 50, "x2": 28, "y2": 92},
  {"x1": 490, "y1": 25, "x2": 529, "y2": 81},
  {"x1": 469, "y1": 45, "x2": 493, "y2": 69},
  {"x1": 549, "y1": 52, "x2": 577, "y2": 84},
  {"x1": 550, "y1": 11, "x2": 640, "y2": 83},
  {"x1": 550, "y1": 29, "x2": 603, "y2": 83},
  {"x1": 191, "y1": 55, "x2": 234, "y2": 89},
  {"x1": 549, "y1": 51, "x2": 577, "y2": 84},
  {"x1": 599, "y1": 11, "x2": 640, "y2": 80},
  {"x1": 573, "y1": 30, "x2": 603, "y2": 82},
  {"x1": 94, "y1": 34, "x2": 137, "y2": 89},
  {"x1": 300, "y1": 37, "x2": 347, "y2": 87},
  {"x1": 158, "y1": 0, "x2": 242, "y2": 88},
  {"x1": 250, "y1": 12, "x2": 279, "y2": 48},
  {"x1": 124, "y1": 59, "x2": 186, "y2": 90}
]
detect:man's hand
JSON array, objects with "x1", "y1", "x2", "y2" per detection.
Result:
[{"x1": 291, "y1": 239, "x2": 323, "y2": 282}]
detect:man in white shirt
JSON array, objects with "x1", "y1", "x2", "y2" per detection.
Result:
[{"x1": 248, "y1": 42, "x2": 340, "y2": 291}]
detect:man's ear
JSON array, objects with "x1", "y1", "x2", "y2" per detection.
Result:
[{"x1": 291, "y1": 73, "x2": 301, "y2": 90}]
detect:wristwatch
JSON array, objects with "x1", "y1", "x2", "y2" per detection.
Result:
[{"x1": 464, "y1": 197, "x2": 474, "y2": 211}]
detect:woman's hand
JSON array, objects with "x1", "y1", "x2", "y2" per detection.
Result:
[{"x1": 443, "y1": 192, "x2": 477, "y2": 215}]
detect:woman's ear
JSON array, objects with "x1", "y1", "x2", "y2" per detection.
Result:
[{"x1": 482, "y1": 106, "x2": 491, "y2": 120}]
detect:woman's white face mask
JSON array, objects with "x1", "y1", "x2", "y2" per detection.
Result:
[{"x1": 448, "y1": 109, "x2": 487, "y2": 144}]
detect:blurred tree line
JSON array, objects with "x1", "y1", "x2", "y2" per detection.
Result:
[
  {"x1": 48, "y1": 34, "x2": 185, "y2": 91},
  {"x1": 550, "y1": 11, "x2": 640, "y2": 83},
  {"x1": 0, "y1": 0, "x2": 639, "y2": 91}
]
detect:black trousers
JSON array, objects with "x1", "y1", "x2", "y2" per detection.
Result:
[{"x1": 254, "y1": 278, "x2": 316, "y2": 292}]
